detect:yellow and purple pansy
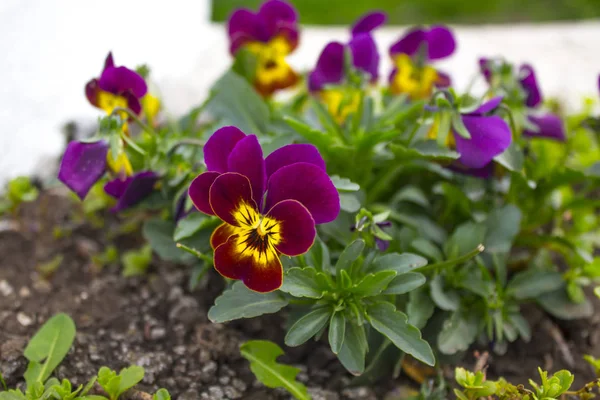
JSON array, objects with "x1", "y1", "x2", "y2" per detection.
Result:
[
  {"x1": 308, "y1": 12, "x2": 386, "y2": 122},
  {"x1": 188, "y1": 126, "x2": 340, "y2": 293},
  {"x1": 480, "y1": 59, "x2": 565, "y2": 142},
  {"x1": 228, "y1": 0, "x2": 300, "y2": 97},
  {"x1": 389, "y1": 26, "x2": 455, "y2": 99},
  {"x1": 104, "y1": 171, "x2": 159, "y2": 212}
]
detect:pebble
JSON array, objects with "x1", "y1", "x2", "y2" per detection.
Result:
[
  {"x1": 16, "y1": 311, "x2": 33, "y2": 326},
  {"x1": 149, "y1": 326, "x2": 167, "y2": 341},
  {"x1": 0, "y1": 280, "x2": 14, "y2": 296},
  {"x1": 18, "y1": 286, "x2": 30, "y2": 297}
]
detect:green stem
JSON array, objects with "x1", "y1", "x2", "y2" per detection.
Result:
[
  {"x1": 111, "y1": 107, "x2": 157, "y2": 137},
  {"x1": 416, "y1": 244, "x2": 485, "y2": 272},
  {"x1": 366, "y1": 165, "x2": 404, "y2": 204},
  {"x1": 176, "y1": 243, "x2": 213, "y2": 264}
]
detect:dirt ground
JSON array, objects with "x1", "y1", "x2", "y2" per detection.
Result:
[{"x1": 1, "y1": 191, "x2": 599, "y2": 399}]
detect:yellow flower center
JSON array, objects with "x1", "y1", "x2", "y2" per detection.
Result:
[
  {"x1": 320, "y1": 88, "x2": 361, "y2": 124},
  {"x1": 231, "y1": 202, "x2": 282, "y2": 264},
  {"x1": 427, "y1": 116, "x2": 455, "y2": 148},
  {"x1": 106, "y1": 148, "x2": 133, "y2": 177},
  {"x1": 246, "y1": 36, "x2": 294, "y2": 88},
  {"x1": 97, "y1": 90, "x2": 129, "y2": 117},
  {"x1": 391, "y1": 54, "x2": 438, "y2": 100}
]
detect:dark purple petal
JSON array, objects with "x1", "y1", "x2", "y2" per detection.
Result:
[
  {"x1": 265, "y1": 162, "x2": 340, "y2": 224},
  {"x1": 104, "y1": 171, "x2": 159, "y2": 212},
  {"x1": 450, "y1": 162, "x2": 495, "y2": 179},
  {"x1": 189, "y1": 171, "x2": 221, "y2": 215},
  {"x1": 203, "y1": 126, "x2": 247, "y2": 173},
  {"x1": 308, "y1": 42, "x2": 345, "y2": 92},
  {"x1": 351, "y1": 11, "x2": 387, "y2": 36},
  {"x1": 519, "y1": 64, "x2": 542, "y2": 108},
  {"x1": 375, "y1": 238, "x2": 390, "y2": 252},
  {"x1": 209, "y1": 172, "x2": 257, "y2": 226},
  {"x1": 267, "y1": 199, "x2": 316, "y2": 256},
  {"x1": 479, "y1": 58, "x2": 492, "y2": 83},
  {"x1": 469, "y1": 96, "x2": 504, "y2": 115},
  {"x1": 265, "y1": 143, "x2": 326, "y2": 179},
  {"x1": 524, "y1": 113, "x2": 566, "y2": 142},
  {"x1": 85, "y1": 79, "x2": 99, "y2": 107},
  {"x1": 98, "y1": 66, "x2": 147, "y2": 98},
  {"x1": 227, "y1": 135, "x2": 266, "y2": 206},
  {"x1": 104, "y1": 52, "x2": 115, "y2": 70},
  {"x1": 389, "y1": 25, "x2": 455, "y2": 61},
  {"x1": 228, "y1": 8, "x2": 262, "y2": 53},
  {"x1": 349, "y1": 33, "x2": 380, "y2": 81},
  {"x1": 58, "y1": 140, "x2": 109, "y2": 200},
  {"x1": 175, "y1": 191, "x2": 195, "y2": 221},
  {"x1": 436, "y1": 70, "x2": 452, "y2": 88},
  {"x1": 389, "y1": 28, "x2": 426, "y2": 58},
  {"x1": 455, "y1": 115, "x2": 512, "y2": 169},
  {"x1": 122, "y1": 91, "x2": 142, "y2": 115},
  {"x1": 258, "y1": 0, "x2": 299, "y2": 50}
]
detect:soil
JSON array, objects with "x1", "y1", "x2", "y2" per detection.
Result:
[{"x1": 1, "y1": 191, "x2": 599, "y2": 399}]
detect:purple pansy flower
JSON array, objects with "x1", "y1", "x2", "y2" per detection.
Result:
[
  {"x1": 389, "y1": 25, "x2": 456, "y2": 99},
  {"x1": 104, "y1": 171, "x2": 159, "y2": 212},
  {"x1": 227, "y1": 0, "x2": 300, "y2": 97},
  {"x1": 58, "y1": 141, "x2": 110, "y2": 200},
  {"x1": 188, "y1": 126, "x2": 340, "y2": 293},
  {"x1": 480, "y1": 58, "x2": 565, "y2": 142},
  {"x1": 85, "y1": 52, "x2": 147, "y2": 115}
]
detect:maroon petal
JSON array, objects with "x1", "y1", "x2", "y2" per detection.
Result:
[
  {"x1": 349, "y1": 33, "x2": 380, "y2": 81},
  {"x1": 524, "y1": 113, "x2": 566, "y2": 142},
  {"x1": 228, "y1": 8, "x2": 262, "y2": 54},
  {"x1": 436, "y1": 70, "x2": 452, "y2": 88},
  {"x1": 105, "y1": 171, "x2": 159, "y2": 212},
  {"x1": 259, "y1": 0, "x2": 299, "y2": 51},
  {"x1": 351, "y1": 11, "x2": 387, "y2": 36},
  {"x1": 104, "y1": 52, "x2": 115, "y2": 70},
  {"x1": 189, "y1": 171, "x2": 221, "y2": 215},
  {"x1": 98, "y1": 66, "x2": 147, "y2": 98},
  {"x1": 455, "y1": 115, "x2": 512, "y2": 169},
  {"x1": 85, "y1": 79, "x2": 100, "y2": 108},
  {"x1": 267, "y1": 199, "x2": 316, "y2": 256},
  {"x1": 210, "y1": 223, "x2": 237, "y2": 250},
  {"x1": 308, "y1": 42, "x2": 345, "y2": 92},
  {"x1": 265, "y1": 162, "x2": 340, "y2": 224},
  {"x1": 58, "y1": 140, "x2": 109, "y2": 200},
  {"x1": 519, "y1": 64, "x2": 542, "y2": 108},
  {"x1": 479, "y1": 58, "x2": 492, "y2": 83},
  {"x1": 209, "y1": 172, "x2": 258, "y2": 226},
  {"x1": 227, "y1": 135, "x2": 267, "y2": 206},
  {"x1": 203, "y1": 126, "x2": 247, "y2": 173},
  {"x1": 265, "y1": 143, "x2": 326, "y2": 179},
  {"x1": 123, "y1": 91, "x2": 142, "y2": 115}
]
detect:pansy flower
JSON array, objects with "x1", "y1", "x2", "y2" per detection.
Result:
[
  {"x1": 308, "y1": 12, "x2": 386, "y2": 123},
  {"x1": 480, "y1": 58, "x2": 565, "y2": 141},
  {"x1": 188, "y1": 126, "x2": 340, "y2": 293},
  {"x1": 428, "y1": 97, "x2": 512, "y2": 170},
  {"x1": 58, "y1": 140, "x2": 110, "y2": 199},
  {"x1": 104, "y1": 171, "x2": 159, "y2": 212},
  {"x1": 228, "y1": 0, "x2": 300, "y2": 97},
  {"x1": 389, "y1": 26, "x2": 456, "y2": 99}
]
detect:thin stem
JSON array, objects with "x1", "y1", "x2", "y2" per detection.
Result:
[
  {"x1": 111, "y1": 107, "x2": 157, "y2": 137},
  {"x1": 416, "y1": 244, "x2": 485, "y2": 273},
  {"x1": 367, "y1": 165, "x2": 404, "y2": 204}
]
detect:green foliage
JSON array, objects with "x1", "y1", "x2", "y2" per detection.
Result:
[
  {"x1": 239, "y1": 341, "x2": 310, "y2": 400},
  {"x1": 121, "y1": 245, "x2": 152, "y2": 277},
  {"x1": 97, "y1": 366, "x2": 145, "y2": 400},
  {"x1": 0, "y1": 176, "x2": 39, "y2": 214}
]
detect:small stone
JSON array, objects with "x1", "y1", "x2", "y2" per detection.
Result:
[
  {"x1": 223, "y1": 386, "x2": 242, "y2": 399},
  {"x1": 149, "y1": 326, "x2": 167, "y2": 341},
  {"x1": 308, "y1": 388, "x2": 340, "y2": 400},
  {"x1": 177, "y1": 389, "x2": 199, "y2": 400},
  {"x1": 200, "y1": 361, "x2": 218, "y2": 383},
  {"x1": 231, "y1": 378, "x2": 247, "y2": 392},
  {"x1": 207, "y1": 386, "x2": 224, "y2": 400},
  {"x1": 342, "y1": 387, "x2": 376, "y2": 400},
  {"x1": 16, "y1": 312, "x2": 33, "y2": 326},
  {"x1": 218, "y1": 376, "x2": 230, "y2": 385},
  {"x1": 18, "y1": 287, "x2": 30, "y2": 297},
  {"x1": 0, "y1": 280, "x2": 14, "y2": 296},
  {"x1": 80, "y1": 291, "x2": 89, "y2": 300},
  {"x1": 173, "y1": 345, "x2": 187, "y2": 355},
  {"x1": 169, "y1": 296, "x2": 201, "y2": 325}
]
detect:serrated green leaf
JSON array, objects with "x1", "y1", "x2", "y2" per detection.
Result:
[
  {"x1": 240, "y1": 340, "x2": 310, "y2": 400},
  {"x1": 335, "y1": 239, "x2": 365, "y2": 276},
  {"x1": 283, "y1": 116, "x2": 332, "y2": 151},
  {"x1": 410, "y1": 239, "x2": 444, "y2": 262},
  {"x1": 328, "y1": 312, "x2": 346, "y2": 355},
  {"x1": 383, "y1": 272, "x2": 426, "y2": 295},
  {"x1": 23, "y1": 313, "x2": 76, "y2": 386},
  {"x1": 366, "y1": 302, "x2": 435, "y2": 366},
  {"x1": 208, "y1": 282, "x2": 288, "y2": 323},
  {"x1": 392, "y1": 186, "x2": 430, "y2": 209},
  {"x1": 484, "y1": 205, "x2": 522, "y2": 254},
  {"x1": 444, "y1": 222, "x2": 486, "y2": 260},
  {"x1": 437, "y1": 311, "x2": 479, "y2": 355},
  {"x1": 407, "y1": 287, "x2": 435, "y2": 329},
  {"x1": 494, "y1": 142, "x2": 524, "y2": 172},
  {"x1": 506, "y1": 270, "x2": 564, "y2": 299},
  {"x1": 430, "y1": 275, "x2": 460, "y2": 311},
  {"x1": 285, "y1": 307, "x2": 332, "y2": 347},
  {"x1": 370, "y1": 253, "x2": 427, "y2": 274},
  {"x1": 337, "y1": 322, "x2": 368, "y2": 376},
  {"x1": 280, "y1": 267, "x2": 330, "y2": 299},
  {"x1": 339, "y1": 193, "x2": 361, "y2": 212},
  {"x1": 173, "y1": 213, "x2": 212, "y2": 242},
  {"x1": 537, "y1": 288, "x2": 593, "y2": 320},
  {"x1": 389, "y1": 141, "x2": 459, "y2": 162},
  {"x1": 330, "y1": 175, "x2": 360, "y2": 191},
  {"x1": 348, "y1": 271, "x2": 396, "y2": 297}
]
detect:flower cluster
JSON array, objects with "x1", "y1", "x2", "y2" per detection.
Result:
[{"x1": 188, "y1": 127, "x2": 340, "y2": 292}]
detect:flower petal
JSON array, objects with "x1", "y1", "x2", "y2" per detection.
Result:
[
  {"x1": 227, "y1": 135, "x2": 266, "y2": 206},
  {"x1": 524, "y1": 113, "x2": 566, "y2": 142},
  {"x1": 209, "y1": 172, "x2": 257, "y2": 226},
  {"x1": 265, "y1": 143, "x2": 326, "y2": 179},
  {"x1": 122, "y1": 91, "x2": 142, "y2": 115},
  {"x1": 389, "y1": 28, "x2": 425, "y2": 57},
  {"x1": 479, "y1": 58, "x2": 492, "y2": 83},
  {"x1": 259, "y1": 0, "x2": 299, "y2": 51},
  {"x1": 519, "y1": 64, "x2": 542, "y2": 108},
  {"x1": 351, "y1": 11, "x2": 387, "y2": 36},
  {"x1": 436, "y1": 70, "x2": 452, "y2": 88},
  {"x1": 214, "y1": 235, "x2": 283, "y2": 292},
  {"x1": 450, "y1": 162, "x2": 495, "y2": 179},
  {"x1": 58, "y1": 140, "x2": 109, "y2": 200},
  {"x1": 349, "y1": 33, "x2": 380, "y2": 81},
  {"x1": 189, "y1": 171, "x2": 221, "y2": 215},
  {"x1": 228, "y1": 8, "x2": 262, "y2": 54},
  {"x1": 204, "y1": 126, "x2": 247, "y2": 173},
  {"x1": 265, "y1": 162, "x2": 340, "y2": 224},
  {"x1": 469, "y1": 96, "x2": 503, "y2": 115},
  {"x1": 104, "y1": 52, "x2": 115, "y2": 70},
  {"x1": 267, "y1": 199, "x2": 316, "y2": 256},
  {"x1": 455, "y1": 115, "x2": 512, "y2": 169},
  {"x1": 390, "y1": 25, "x2": 455, "y2": 61},
  {"x1": 210, "y1": 222, "x2": 237, "y2": 250},
  {"x1": 308, "y1": 42, "x2": 345, "y2": 92},
  {"x1": 85, "y1": 79, "x2": 99, "y2": 107},
  {"x1": 105, "y1": 171, "x2": 159, "y2": 212},
  {"x1": 98, "y1": 66, "x2": 147, "y2": 98}
]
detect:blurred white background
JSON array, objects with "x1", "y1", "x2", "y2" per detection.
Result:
[{"x1": 1, "y1": 0, "x2": 599, "y2": 184}]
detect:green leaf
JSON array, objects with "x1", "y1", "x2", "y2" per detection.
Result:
[
  {"x1": 370, "y1": 253, "x2": 427, "y2": 274},
  {"x1": 207, "y1": 70, "x2": 270, "y2": 134},
  {"x1": 430, "y1": 275, "x2": 460, "y2": 311},
  {"x1": 328, "y1": 312, "x2": 346, "y2": 355},
  {"x1": 143, "y1": 218, "x2": 189, "y2": 262},
  {"x1": 283, "y1": 116, "x2": 331, "y2": 151},
  {"x1": 484, "y1": 205, "x2": 522, "y2": 254},
  {"x1": 407, "y1": 287, "x2": 435, "y2": 329},
  {"x1": 366, "y1": 302, "x2": 435, "y2": 366},
  {"x1": 153, "y1": 389, "x2": 171, "y2": 400},
  {"x1": 410, "y1": 239, "x2": 444, "y2": 262},
  {"x1": 444, "y1": 222, "x2": 486, "y2": 260},
  {"x1": 280, "y1": 267, "x2": 331, "y2": 299},
  {"x1": 335, "y1": 239, "x2": 365, "y2": 276},
  {"x1": 97, "y1": 367, "x2": 121, "y2": 400},
  {"x1": 537, "y1": 288, "x2": 593, "y2": 320},
  {"x1": 173, "y1": 213, "x2": 212, "y2": 242},
  {"x1": 208, "y1": 282, "x2": 288, "y2": 323},
  {"x1": 349, "y1": 271, "x2": 397, "y2": 297},
  {"x1": 23, "y1": 313, "x2": 76, "y2": 386},
  {"x1": 390, "y1": 140, "x2": 460, "y2": 162},
  {"x1": 121, "y1": 245, "x2": 152, "y2": 277},
  {"x1": 330, "y1": 175, "x2": 360, "y2": 191},
  {"x1": 118, "y1": 366, "x2": 144, "y2": 395},
  {"x1": 392, "y1": 186, "x2": 431, "y2": 209},
  {"x1": 285, "y1": 307, "x2": 332, "y2": 347},
  {"x1": 506, "y1": 270, "x2": 564, "y2": 299},
  {"x1": 339, "y1": 193, "x2": 361, "y2": 213},
  {"x1": 383, "y1": 272, "x2": 426, "y2": 295},
  {"x1": 307, "y1": 237, "x2": 331, "y2": 272},
  {"x1": 337, "y1": 322, "x2": 368, "y2": 376},
  {"x1": 451, "y1": 113, "x2": 471, "y2": 139},
  {"x1": 437, "y1": 311, "x2": 479, "y2": 355},
  {"x1": 494, "y1": 142, "x2": 524, "y2": 172},
  {"x1": 240, "y1": 340, "x2": 310, "y2": 400}
]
